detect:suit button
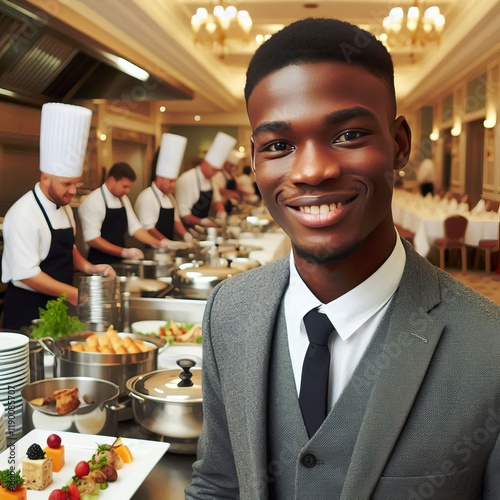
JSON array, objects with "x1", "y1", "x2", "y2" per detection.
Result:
[{"x1": 301, "y1": 454, "x2": 317, "y2": 468}]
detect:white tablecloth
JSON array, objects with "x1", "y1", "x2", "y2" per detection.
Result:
[{"x1": 393, "y1": 191, "x2": 499, "y2": 257}]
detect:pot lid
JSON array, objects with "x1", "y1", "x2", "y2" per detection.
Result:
[
  {"x1": 125, "y1": 277, "x2": 167, "y2": 293},
  {"x1": 176, "y1": 265, "x2": 241, "y2": 281},
  {"x1": 129, "y1": 360, "x2": 202, "y2": 402}
]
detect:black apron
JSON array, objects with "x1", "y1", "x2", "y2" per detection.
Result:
[
  {"x1": 152, "y1": 187, "x2": 174, "y2": 240},
  {"x1": 191, "y1": 168, "x2": 213, "y2": 219},
  {"x1": 224, "y1": 176, "x2": 237, "y2": 214},
  {"x1": 87, "y1": 187, "x2": 128, "y2": 265},
  {"x1": 3, "y1": 189, "x2": 75, "y2": 330}
]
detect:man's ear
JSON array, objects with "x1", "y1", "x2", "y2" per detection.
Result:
[{"x1": 393, "y1": 116, "x2": 412, "y2": 171}]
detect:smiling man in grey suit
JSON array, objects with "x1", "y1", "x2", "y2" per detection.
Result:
[{"x1": 186, "y1": 18, "x2": 500, "y2": 500}]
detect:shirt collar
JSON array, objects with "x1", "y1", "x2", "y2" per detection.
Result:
[
  {"x1": 288, "y1": 231, "x2": 406, "y2": 341},
  {"x1": 152, "y1": 181, "x2": 165, "y2": 198},
  {"x1": 35, "y1": 182, "x2": 61, "y2": 211}
]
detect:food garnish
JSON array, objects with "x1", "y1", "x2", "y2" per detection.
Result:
[
  {"x1": 0, "y1": 469, "x2": 24, "y2": 492},
  {"x1": 30, "y1": 295, "x2": 84, "y2": 339}
]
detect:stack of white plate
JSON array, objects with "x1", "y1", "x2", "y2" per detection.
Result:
[
  {"x1": 0, "y1": 333, "x2": 30, "y2": 438},
  {"x1": 0, "y1": 403, "x2": 6, "y2": 452}
]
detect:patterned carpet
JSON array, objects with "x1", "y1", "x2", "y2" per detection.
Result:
[{"x1": 446, "y1": 269, "x2": 500, "y2": 305}]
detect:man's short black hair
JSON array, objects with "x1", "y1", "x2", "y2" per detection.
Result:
[
  {"x1": 108, "y1": 162, "x2": 137, "y2": 181},
  {"x1": 244, "y1": 17, "x2": 396, "y2": 113}
]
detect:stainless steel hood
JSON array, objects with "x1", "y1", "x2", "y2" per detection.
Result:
[{"x1": 0, "y1": 0, "x2": 193, "y2": 106}]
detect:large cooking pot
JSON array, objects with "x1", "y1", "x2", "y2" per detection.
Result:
[
  {"x1": 127, "y1": 359, "x2": 202, "y2": 454},
  {"x1": 22, "y1": 376, "x2": 121, "y2": 435},
  {"x1": 172, "y1": 264, "x2": 243, "y2": 299},
  {"x1": 38, "y1": 333, "x2": 166, "y2": 397},
  {"x1": 112, "y1": 259, "x2": 173, "y2": 279}
]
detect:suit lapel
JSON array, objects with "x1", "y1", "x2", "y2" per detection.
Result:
[{"x1": 341, "y1": 244, "x2": 445, "y2": 499}]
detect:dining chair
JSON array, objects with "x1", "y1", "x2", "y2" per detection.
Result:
[
  {"x1": 433, "y1": 215, "x2": 469, "y2": 273},
  {"x1": 477, "y1": 222, "x2": 500, "y2": 273}
]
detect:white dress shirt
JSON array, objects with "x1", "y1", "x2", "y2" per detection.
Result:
[
  {"x1": 134, "y1": 183, "x2": 181, "y2": 230},
  {"x1": 78, "y1": 183, "x2": 143, "y2": 243},
  {"x1": 1, "y1": 183, "x2": 75, "y2": 290},
  {"x1": 284, "y1": 233, "x2": 406, "y2": 410}
]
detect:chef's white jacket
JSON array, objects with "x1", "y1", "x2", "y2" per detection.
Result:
[
  {"x1": 78, "y1": 184, "x2": 143, "y2": 243},
  {"x1": 175, "y1": 166, "x2": 222, "y2": 218},
  {"x1": 134, "y1": 183, "x2": 181, "y2": 230},
  {"x1": 1, "y1": 183, "x2": 76, "y2": 291}
]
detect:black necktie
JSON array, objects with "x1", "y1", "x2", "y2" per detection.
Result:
[{"x1": 299, "y1": 307, "x2": 335, "y2": 438}]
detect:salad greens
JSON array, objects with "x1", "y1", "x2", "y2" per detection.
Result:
[
  {"x1": 0, "y1": 468, "x2": 24, "y2": 491},
  {"x1": 30, "y1": 295, "x2": 85, "y2": 339}
]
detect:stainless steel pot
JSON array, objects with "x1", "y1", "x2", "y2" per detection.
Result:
[
  {"x1": 171, "y1": 264, "x2": 243, "y2": 299},
  {"x1": 127, "y1": 360, "x2": 202, "y2": 454},
  {"x1": 38, "y1": 333, "x2": 166, "y2": 397},
  {"x1": 113, "y1": 259, "x2": 173, "y2": 279},
  {"x1": 21, "y1": 376, "x2": 121, "y2": 435}
]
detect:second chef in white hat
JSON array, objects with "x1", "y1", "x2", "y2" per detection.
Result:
[
  {"x1": 1, "y1": 102, "x2": 115, "y2": 330},
  {"x1": 175, "y1": 131, "x2": 237, "y2": 228},
  {"x1": 135, "y1": 133, "x2": 193, "y2": 243}
]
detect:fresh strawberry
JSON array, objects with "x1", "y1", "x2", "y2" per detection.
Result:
[
  {"x1": 67, "y1": 484, "x2": 80, "y2": 499},
  {"x1": 48, "y1": 489, "x2": 68, "y2": 500}
]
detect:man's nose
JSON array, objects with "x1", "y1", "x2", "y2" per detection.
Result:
[{"x1": 289, "y1": 142, "x2": 341, "y2": 185}]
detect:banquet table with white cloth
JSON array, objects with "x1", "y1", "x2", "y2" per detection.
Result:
[{"x1": 393, "y1": 191, "x2": 500, "y2": 258}]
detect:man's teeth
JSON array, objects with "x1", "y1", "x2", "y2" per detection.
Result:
[{"x1": 299, "y1": 202, "x2": 343, "y2": 214}]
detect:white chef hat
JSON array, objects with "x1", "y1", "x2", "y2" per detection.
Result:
[
  {"x1": 226, "y1": 149, "x2": 241, "y2": 165},
  {"x1": 39, "y1": 102, "x2": 92, "y2": 177},
  {"x1": 204, "y1": 132, "x2": 237, "y2": 169},
  {"x1": 156, "y1": 133, "x2": 188, "y2": 179}
]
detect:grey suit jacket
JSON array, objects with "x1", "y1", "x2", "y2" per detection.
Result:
[{"x1": 186, "y1": 240, "x2": 500, "y2": 499}]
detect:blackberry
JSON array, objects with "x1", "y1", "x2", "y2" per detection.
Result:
[{"x1": 26, "y1": 443, "x2": 45, "y2": 460}]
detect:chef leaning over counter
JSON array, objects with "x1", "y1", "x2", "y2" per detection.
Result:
[
  {"x1": 175, "y1": 131, "x2": 236, "y2": 229},
  {"x1": 134, "y1": 133, "x2": 193, "y2": 244},
  {"x1": 1, "y1": 103, "x2": 115, "y2": 331}
]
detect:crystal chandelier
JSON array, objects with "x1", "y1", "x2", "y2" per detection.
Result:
[
  {"x1": 379, "y1": 1, "x2": 445, "y2": 59},
  {"x1": 191, "y1": 1, "x2": 253, "y2": 58}
]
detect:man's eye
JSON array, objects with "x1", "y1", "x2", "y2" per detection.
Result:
[
  {"x1": 265, "y1": 141, "x2": 290, "y2": 152},
  {"x1": 334, "y1": 131, "x2": 362, "y2": 143}
]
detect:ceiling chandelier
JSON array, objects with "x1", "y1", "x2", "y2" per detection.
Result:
[
  {"x1": 191, "y1": 1, "x2": 253, "y2": 58},
  {"x1": 379, "y1": 1, "x2": 446, "y2": 58}
]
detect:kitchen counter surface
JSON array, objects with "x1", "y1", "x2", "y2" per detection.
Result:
[{"x1": 117, "y1": 420, "x2": 196, "y2": 499}]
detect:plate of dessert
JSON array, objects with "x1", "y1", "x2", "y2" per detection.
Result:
[{"x1": 0, "y1": 429, "x2": 169, "y2": 499}]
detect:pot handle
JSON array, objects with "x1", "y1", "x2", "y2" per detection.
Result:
[
  {"x1": 37, "y1": 337, "x2": 65, "y2": 357},
  {"x1": 104, "y1": 399, "x2": 128, "y2": 412},
  {"x1": 129, "y1": 391, "x2": 146, "y2": 404}
]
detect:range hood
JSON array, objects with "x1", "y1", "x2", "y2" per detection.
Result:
[{"x1": 0, "y1": 0, "x2": 193, "y2": 107}]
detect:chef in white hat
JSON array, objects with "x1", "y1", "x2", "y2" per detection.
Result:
[
  {"x1": 1, "y1": 102, "x2": 115, "y2": 330},
  {"x1": 175, "y1": 131, "x2": 237, "y2": 228},
  {"x1": 212, "y1": 148, "x2": 243, "y2": 214},
  {"x1": 78, "y1": 160, "x2": 175, "y2": 266},
  {"x1": 135, "y1": 133, "x2": 192, "y2": 243}
]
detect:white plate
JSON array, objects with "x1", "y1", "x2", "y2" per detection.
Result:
[
  {"x1": 158, "y1": 344, "x2": 203, "y2": 370},
  {"x1": 131, "y1": 320, "x2": 166, "y2": 336},
  {"x1": 131, "y1": 320, "x2": 202, "y2": 345},
  {"x1": 0, "y1": 333, "x2": 29, "y2": 352},
  {"x1": 0, "y1": 429, "x2": 170, "y2": 499}
]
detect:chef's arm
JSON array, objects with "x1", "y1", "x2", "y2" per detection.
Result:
[
  {"x1": 22, "y1": 273, "x2": 78, "y2": 306},
  {"x1": 86, "y1": 236, "x2": 125, "y2": 258},
  {"x1": 132, "y1": 227, "x2": 167, "y2": 248},
  {"x1": 181, "y1": 213, "x2": 218, "y2": 228},
  {"x1": 174, "y1": 220, "x2": 193, "y2": 242},
  {"x1": 147, "y1": 226, "x2": 166, "y2": 241},
  {"x1": 72, "y1": 246, "x2": 116, "y2": 277}
]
